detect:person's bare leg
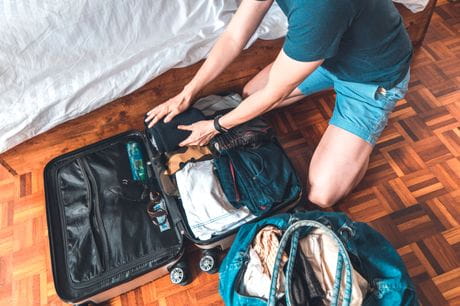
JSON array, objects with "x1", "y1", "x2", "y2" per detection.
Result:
[
  {"x1": 242, "y1": 63, "x2": 273, "y2": 98},
  {"x1": 243, "y1": 62, "x2": 306, "y2": 107},
  {"x1": 307, "y1": 125, "x2": 373, "y2": 208}
]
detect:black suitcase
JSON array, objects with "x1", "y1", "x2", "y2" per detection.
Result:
[{"x1": 44, "y1": 127, "x2": 302, "y2": 305}]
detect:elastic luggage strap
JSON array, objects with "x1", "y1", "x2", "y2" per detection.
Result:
[
  {"x1": 228, "y1": 160, "x2": 240, "y2": 202},
  {"x1": 267, "y1": 220, "x2": 353, "y2": 306}
]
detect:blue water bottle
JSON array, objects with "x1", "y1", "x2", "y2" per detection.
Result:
[{"x1": 126, "y1": 141, "x2": 147, "y2": 182}]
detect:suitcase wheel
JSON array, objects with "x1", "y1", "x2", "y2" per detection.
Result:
[
  {"x1": 199, "y1": 248, "x2": 219, "y2": 274},
  {"x1": 169, "y1": 261, "x2": 190, "y2": 286}
]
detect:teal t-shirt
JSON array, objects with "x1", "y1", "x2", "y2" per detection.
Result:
[{"x1": 276, "y1": 0, "x2": 413, "y2": 89}]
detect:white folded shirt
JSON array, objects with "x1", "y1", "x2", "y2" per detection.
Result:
[{"x1": 175, "y1": 160, "x2": 255, "y2": 240}]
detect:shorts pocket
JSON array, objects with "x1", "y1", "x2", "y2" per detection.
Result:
[{"x1": 374, "y1": 87, "x2": 406, "y2": 109}]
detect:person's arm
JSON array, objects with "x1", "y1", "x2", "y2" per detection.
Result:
[
  {"x1": 187, "y1": 0, "x2": 273, "y2": 98},
  {"x1": 178, "y1": 50, "x2": 323, "y2": 146},
  {"x1": 219, "y1": 51, "x2": 323, "y2": 129},
  {"x1": 178, "y1": 0, "x2": 352, "y2": 147},
  {"x1": 145, "y1": 0, "x2": 273, "y2": 127}
]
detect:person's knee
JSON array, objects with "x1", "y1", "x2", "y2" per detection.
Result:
[
  {"x1": 307, "y1": 186, "x2": 338, "y2": 208},
  {"x1": 243, "y1": 63, "x2": 272, "y2": 98},
  {"x1": 242, "y1": 81, "x2": 256, "y2": 98},
  {"x1": 307, "y1": 173, "x2": 343, "y2": 208}
]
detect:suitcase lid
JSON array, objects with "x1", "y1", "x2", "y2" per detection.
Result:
[
  {"x1": 44, "y1": 130, "x2": 184, "y2": 302},
  {"x1": 44, "y1": 124, "x2": 302, "y2": 302}
]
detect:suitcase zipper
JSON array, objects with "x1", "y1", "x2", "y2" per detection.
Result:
[{"x1": 80, "y1": 158, "x2": 110, "y2": 270}]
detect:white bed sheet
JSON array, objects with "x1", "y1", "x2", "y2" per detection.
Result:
[
  {"x1": 393, "y1": 0, "x2": 430, "y2": 13},
  {"x1": 0, "y1": 0, "x2": 287, "y2": 153}
]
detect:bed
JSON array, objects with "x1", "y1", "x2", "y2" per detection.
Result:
[{"x1": 0, "y1": 0, "x2": 287, "y2": 154}]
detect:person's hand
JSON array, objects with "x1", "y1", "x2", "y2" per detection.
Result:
[
  {"x1": 178, "y1": 120, "x2": 218, "y2": 147},
  {"x1": 145, "y1": 89, "x2": 194, "y2": 128}
]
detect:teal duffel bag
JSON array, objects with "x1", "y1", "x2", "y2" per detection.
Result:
[{"x1": 218, "y1": 211, "x2": 418, "y2": 306}]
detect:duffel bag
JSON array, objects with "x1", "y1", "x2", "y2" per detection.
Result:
[{"x1": 219, "y1": 211, "x2": 418, "y2": 306}]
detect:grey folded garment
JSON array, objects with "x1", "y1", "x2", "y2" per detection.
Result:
[{"x1": 193, "y1": 93, "x2": 242, "y2": 116}]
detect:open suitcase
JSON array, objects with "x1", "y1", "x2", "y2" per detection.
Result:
[{"x1": 44, "y1": 119, "x2": 302, "y2": 305}]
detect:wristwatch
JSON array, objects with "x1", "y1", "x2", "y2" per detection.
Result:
[{"x1": 213, "y1": 115, "x2": 229, "y2": 133}]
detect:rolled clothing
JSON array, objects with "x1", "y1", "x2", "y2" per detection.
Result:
[
  {"x1": 242, "y1": 225, "x2": 324, "y2": 305},
  {"x1": 175, "y1": 160, "x2": 255, "y2": 241},
  {"x1": 252, "y1": 226, "x2": 288, "y2": 279},
  {"x1": 146, "y1": 107, "x2": 205, "y2": 153},
  {"x1": 209, "y1": 116, "x2": 274, "y2": 153},
  {"x1": 252, "y1": 226, "x2": 288, "y2": 294}
]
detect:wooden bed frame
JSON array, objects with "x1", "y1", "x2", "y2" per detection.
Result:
[{"x1": 395, "y1": 0, "x2": 438, "y2": 48}]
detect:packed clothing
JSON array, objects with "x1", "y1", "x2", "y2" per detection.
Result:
[
  {"x1": 238, "y1": 225, "x2": 369, "y2": 305},
  {"x1": 175, "y1": 160, "x2": 255, "y2": 240},
  {"x1": 145, "y1": 94, "x2": 301, "y2": 240},
  {"x1": 219, "y1": 212, "x2": 418, "y2": 306}
]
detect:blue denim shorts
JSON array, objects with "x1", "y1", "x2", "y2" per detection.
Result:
[{"x1": 298, "y1": 67, "x2": 410, "y2": 145}]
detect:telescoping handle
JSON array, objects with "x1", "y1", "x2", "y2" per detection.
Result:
[{"x1": 267, "y1": 220, "x2": 354, "y2": 306}]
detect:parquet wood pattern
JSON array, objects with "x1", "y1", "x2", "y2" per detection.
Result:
[{"x1": 0, "y1": 2, "x2": 459, "y2": 305}]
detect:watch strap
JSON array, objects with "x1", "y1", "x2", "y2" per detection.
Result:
[{"x1": 213, "y1": 115, "x2": 229, "y2": 133}]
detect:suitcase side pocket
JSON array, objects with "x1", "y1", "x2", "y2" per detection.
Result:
[
  {"x1": 57, "y1": 158, "x2": 108, "y2": 283},
  {"x1": 79, "y1": 158, "x2": 110, "y2": 271}
]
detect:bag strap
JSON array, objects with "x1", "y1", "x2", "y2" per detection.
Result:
[
  {"x1": 284, "y1": 229, "x2": 301, "y2": 305},
  {"x1": 267, "y1": 220, "x2": 354, "y2": 306}
]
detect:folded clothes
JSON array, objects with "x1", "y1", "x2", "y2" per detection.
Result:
[
  {"x1": 240, "y1": 247, "x2": 286, "y2": 300},
  {"x1": 193, "y1": 93, "x2": 242, "y2": 116},
  {"x1": 146, "y1": 107, "x2": 205, "y2": 153},
  {"x1": 165, "y1": 145, "x2": 212, "y2": 175},
  {"x1": 213, "y1": 140, "x2": 301, "y2": 216},
  {"x1": 175, "y1": 160, "x2": 255, "y2": 241},
  {"x1": 209, "y1": 116, "x2": 274, "y2": 153}
]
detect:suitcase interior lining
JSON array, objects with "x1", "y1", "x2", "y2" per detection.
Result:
[{"x1": 46, "y1": 132, "x2": 182, "y2": 297}]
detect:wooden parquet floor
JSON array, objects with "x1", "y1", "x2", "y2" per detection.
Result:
[{"x1": 0, "y1": 2, "x2": 459, "y2": 305}]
